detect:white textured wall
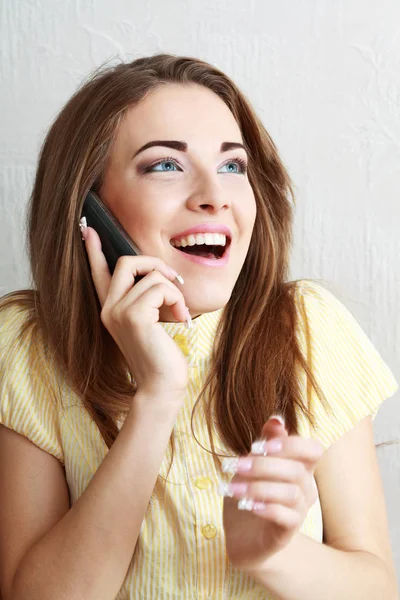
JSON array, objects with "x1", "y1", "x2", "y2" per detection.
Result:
[{"x1": 1, "y1": 0, "x2": 399, "y2": 584}]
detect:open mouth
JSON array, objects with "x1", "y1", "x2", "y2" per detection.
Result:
[
  {"x1": 170, "y1": 235, "x2": 231, "y2": 260},
  {"x1": 172, "y1": 243, "x2": 227, "y2": 259}
]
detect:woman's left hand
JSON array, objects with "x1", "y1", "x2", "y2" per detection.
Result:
[{"x1": 220, "y1": 417, "x2": 325, "y2": 571}]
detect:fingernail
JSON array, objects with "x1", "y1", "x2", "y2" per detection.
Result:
[
  {"x1": 251, "y1": 439, "x2": 268, "y2": 456},
  {"x1": 221, "y1": 457, "x2": 239, "y2": 474},
  {"x1": 217, "y1": 482, "x2": 249, "y2": 497},
  {"x1": 269, "y1": 414, "x2": 285, "y2": 426},
  {"x1": 252, "y1": 502, "x2": 267, "y2": 512},
  {"x1": 267, "y1": 439, "x2": 283, "y2": 453},
  {"x1": 185, "y1": 307, "x2": 193, "y2": 329},
  {"x1": 237, "y1": 497, "x2": 255, "y2": 511},
  {"x1": 218, "y1": 482, "x2": 234, "y2": 497},
  {"x1": 221, "y1": 457, "x2": 254, "y2": 474},
  {"x1": 168, "y1": 267, "x2": 184, "y2": 284},
  {"x1": 237, "y1": 457, "x2": 253, "y2": 472},
  {"x1": 79, "y1": 217, "x2": 88, "y2": 240}
]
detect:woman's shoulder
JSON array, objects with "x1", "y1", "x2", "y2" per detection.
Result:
[
  {"x1": 291, "y1": 278, "x2": 398, "y2": 448},
  {"x1": 0, "y1": 299, "x2": 33, "y2": 360},
  {"x1": 292, "y1": 277, "x2": 397, "y2": 390},
  {"x1": 0, "y1": 298, "x2": 31, "y2": 332},
  {"x1": 293, "y1": 278, "x2": 341, "y2": 312},
  {"x1": 0, "y1": 296, "x2": 66, "y2": 463},
  {"x1": 293, "y1": 278, "x2": 367, "y2": 341},
  {"x1": 0, "y1": 297, "x2": 46, "y2": 368}
]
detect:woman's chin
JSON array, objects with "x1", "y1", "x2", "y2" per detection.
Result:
[{"x1": 185, "y1": 290, "x2": 230, "y2": 317}]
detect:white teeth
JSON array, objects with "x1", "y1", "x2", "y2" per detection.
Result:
[{"x1": 171, "y1": 233, "x2": 227, "y2": 248}]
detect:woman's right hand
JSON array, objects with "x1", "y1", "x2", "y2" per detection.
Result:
[{"x1": 83, "y1": 226, "x2": 190, "y2": 401}]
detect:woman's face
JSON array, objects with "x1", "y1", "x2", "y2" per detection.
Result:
[{"x1": 100, "y1": 83, "x2": 257, "y2": 319}]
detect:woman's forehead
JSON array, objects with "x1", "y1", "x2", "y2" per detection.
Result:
[{"x1": 117, "y1": 84, "x2": 243, "y2": 148}]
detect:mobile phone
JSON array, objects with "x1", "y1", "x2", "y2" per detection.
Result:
[{"x1": 82, "y1": 190, "x2": 141, "y2": 274}]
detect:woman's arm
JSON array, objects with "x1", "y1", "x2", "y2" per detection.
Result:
[
  {"x1": 246, "y1": 417, "x2": 399, "y2": 599},
  {"x1": 0, "y1": 391, "x2": 181, "y2": 600},
  {"x1": 248, "y1": 531, "x2": 395, "y2": 599}
]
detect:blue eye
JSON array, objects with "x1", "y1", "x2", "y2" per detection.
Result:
[
  {"x1": 218, "y1": 158, "x2": 247, "y2": 174},
  {"x1": 144, "y1": 156, "x2": 247, "y2": 174},
  {"x1": 146, "y1": 159, "x2": 179, "y2": 172}
]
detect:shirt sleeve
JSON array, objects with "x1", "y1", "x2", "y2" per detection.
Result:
[
  {"x1": 295, "y1": 280, "x2": 398, "y2": 448},
  {"x1": 0, "y1": 303, "x2": 64, "y2": 464}
]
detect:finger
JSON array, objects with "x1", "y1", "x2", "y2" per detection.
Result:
[
  {"x1": 83, "y1": 227, "x2": 182, "y2": 310},
  {"x1": 117, "y1": 272, "x2": 187, "y2": 323},
  {"x1": 106, "y1": 255, "x2": 182, "y2": 308},
  {"x1": 224, "y1": 480, "x2": 301, "y2": 508},
  {"x1": 252, "y1": 436, "x2": 324, "y2": 466},
  {"x1": 224, "y1": 456, "x2": 307, "y2": 484},
  {"x1": 249, "y1": 502, "x2": 302, "y2": 528},
  {"x1": 83, "y1": 226, "x2": 112, "y2": 306},
  {"x1": 123, "y1": 282, "x2": 188, "y2": 325},
  {"x1": 261, "y1": 416, "x2": 288, "y2": 440}
]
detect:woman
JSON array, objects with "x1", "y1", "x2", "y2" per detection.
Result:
[{"x1": 0, "y1": 54, "x2": 398, "y2": 600}]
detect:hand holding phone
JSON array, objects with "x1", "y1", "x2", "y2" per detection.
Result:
[
  {"x1": 82, "y1": 190, "x2": 142, "y2": 275},
  {"x1": 80, "y1": 190, "x2": 190, "y2": 401}
]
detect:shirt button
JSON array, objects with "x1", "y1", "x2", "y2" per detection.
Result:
[
  {"x1": 201, "y1": 523, "x2": 217, "y2": 539},
  {"x1": 195, "y1": 477, "x2": 212, "y2": 490},
  {"x1": 173, "y1": 334, "x2": 190, "y2": 357}
]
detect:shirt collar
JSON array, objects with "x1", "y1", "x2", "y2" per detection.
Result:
[{"x1": 160, "y1": 308, "x2": 224, "y2": 367}]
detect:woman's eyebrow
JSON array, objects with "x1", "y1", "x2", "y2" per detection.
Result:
[{"x1": 132, "y1": 140, "x2": 247, "y2": 158}]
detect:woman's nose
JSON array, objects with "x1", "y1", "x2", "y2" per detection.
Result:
[{"x1": 186, "y1": 173, "x2": 230, "y2": 212}]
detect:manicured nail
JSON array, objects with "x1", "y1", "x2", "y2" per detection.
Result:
[
  {"x1": 238, "y1": 497, "x2": 254, "y2": 511},
  {"x1": 237, "y1": 457, "x2": 253, "y2": 472},
  {"x1": 221, "y1": 457, "x2": 239, "y2": 473},
  {"x1": 168, "y1": 267, "x2": 184, "y2": 284},
  {"x1": 79, "y1": 216, "x2": 87, "y2": 240},
  {"x1": 267, "y1": 439, "x2": 283, "y2": 453},
  {"x1": 252, "y1": 502, "x2": 267, "y2": 512},
  {"x1": 218, "y1": 482, "x2": 234, "y2": 497},
  {"x1": 185, "y1": 307, "x2": 193, "y2": 329},
  {"x1": 217, "y1": 482, "x2": 249, "y2": 497},
  {"x1": 269, "y1": 414, "x2": 285, "y2": 426},
  {"x1": 251, "y1": 439, "x2": 268, "y2": 456}
]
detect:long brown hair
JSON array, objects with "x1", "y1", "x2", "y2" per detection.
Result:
[{"x1": 0, "y1": 54, "x2": 331, "y2": 466}]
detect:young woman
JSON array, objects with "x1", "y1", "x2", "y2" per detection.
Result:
[{"x1": 0, "y1": 54, "x2": 398, "y2": 600}]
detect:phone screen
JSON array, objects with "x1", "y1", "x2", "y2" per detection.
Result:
[{"x1": 82, "y1": 190, "x2": 141, "y2": 274}]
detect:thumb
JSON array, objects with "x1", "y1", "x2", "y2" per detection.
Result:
[
  {"x1": 82, "y1": 225, "x2": 111, "y2": 307},
  {"x1": 261, "y1": 415, "x2": 289, "y2": 441}
]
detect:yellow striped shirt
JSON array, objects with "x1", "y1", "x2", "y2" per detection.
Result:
[{"x1": 0, "y1": 280, "x2": 398, "y2": 599}]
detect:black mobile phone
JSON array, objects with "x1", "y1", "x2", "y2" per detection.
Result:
[{"x1": 82, "y1": 190, "x2": 141, "y2": 274}]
